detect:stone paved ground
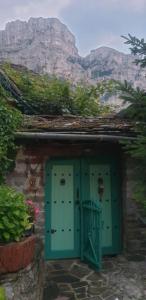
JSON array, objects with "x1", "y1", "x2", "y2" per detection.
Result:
[{"x1": 43, "y1": 255, "x2": 146, "y2": 300}]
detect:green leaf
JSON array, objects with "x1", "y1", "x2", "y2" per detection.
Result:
[
  {"x1": 0, "y1": 223, "x2": 4, "y2": 229},
  {"x1": 3, "y1": 232, "x2": 10, "y2": 241}
]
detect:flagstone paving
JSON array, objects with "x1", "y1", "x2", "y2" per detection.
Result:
[{"x1": 43, "y1": 255, "x2": 146, "y2": 300}]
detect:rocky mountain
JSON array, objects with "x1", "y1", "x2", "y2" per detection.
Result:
[
  {"x1": 0, "y1": 17, "x2": 145, "y2": 91},
  {"x1": 0, "y1": 18, "x2": 87, "y2": 82},
  {"x1": 82, "y1": 47, "x2": 145, "y2": 87}
]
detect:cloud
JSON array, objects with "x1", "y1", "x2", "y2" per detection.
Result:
[
  {"x1": 64, "y1": 0, "x2": 146, "y2": 14},
  {"x1": 94, "y1": 33, "x2": 131, "y2": 55},
  {"x1": 0, "y1": 0, "x2": 71, "y2": 29},
  {"x1": 96, "y1": 34, "x2": 123, "y2": 50},
  {"x1": 60, "y1": 0, "x2": 146, "y2": 55},
  {"x1": 14, "y1": 0, "x2": 71, "y2": 19},
  {"x1": 119, "y1": 0, "x2": 146, "y2": 12},
  {"x1": 128, "y1": 0, "x2": 146, "y2": 12},
  {"x1": 89, "y1": 0, "x2": 146, "y2": 12}
]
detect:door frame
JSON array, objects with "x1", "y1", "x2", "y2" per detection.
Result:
[{"x1": 44, "y1": 155, "x2": 122, "y2": 260}]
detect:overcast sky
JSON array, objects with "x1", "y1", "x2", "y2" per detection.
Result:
[{"x1": 0, "y1": 0, "x2": 146, "y2": 56}]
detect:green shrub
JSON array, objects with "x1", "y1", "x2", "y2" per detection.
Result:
[
  {"x1": 1, "y1": 63, "x2": 111, "y2": 116},
  {"x1": 0, "y1": 186, "x2": 31, "y2": 243},
  {"x1": 0, "y1": 100, "x2": 22, "y2": 183}
]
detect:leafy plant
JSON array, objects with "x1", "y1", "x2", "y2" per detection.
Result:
[
  {"x1": 0, "y1": 100, "x2": 22, "y2": 183},
  {"x1": 122, "y1": 34, "x2": 146, "y2": 67},
  {"x1": 0, "y1": 63, "x2": 111, "y2": 116},
  {"x1": 71, "y1": 81, "x2": 112, "y2": 116},
  {"x1": 0, "y1": 186, "x2": 31, "y2": 243}
]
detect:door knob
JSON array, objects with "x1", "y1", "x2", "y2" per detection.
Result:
[{"x1": 51, "y1": 229, "x2": 56, "y2": 234}]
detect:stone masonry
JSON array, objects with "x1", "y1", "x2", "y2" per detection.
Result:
[{"x1": 43, "y1": 256, "x2": 146, "y2": 300}]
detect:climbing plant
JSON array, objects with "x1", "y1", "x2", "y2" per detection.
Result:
[{"x1": 0, "y1": 99, "x2": 22, "y2": 183}]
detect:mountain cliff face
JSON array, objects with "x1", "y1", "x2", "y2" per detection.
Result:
[
  {"x1": 0, "y1": 17, "x2": 145, "y2": 89},
  {"x1": 83, "y1": 47, "x2": 145, "y2": 87},
  {"x1": 0, "y1": 18, "x2": 86, "y2": 82}
]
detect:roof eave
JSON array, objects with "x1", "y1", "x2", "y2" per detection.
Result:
[{"x1": 16, "y1": 132, "x2": 136, "y2": 141}]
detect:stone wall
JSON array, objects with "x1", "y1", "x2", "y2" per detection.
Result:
[
  {"x1": 123, "y1": 156, "x2": 146, "y2": 259},
  {"x1": 0, "y1": 240, "x2": 44, "y2": 300},
  {"x1": 6, "y1": 142, "x2": 87, "y2": 240}
]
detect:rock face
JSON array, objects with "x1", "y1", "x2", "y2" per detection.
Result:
[
  {"x1": 0, "y1": 17, "x2": 86, "y2": 82},
  {"x1": 0, "y1": 17, "x2": 145, "y2": 88},
  {"x1": 83, "y1": 47, "x2": 145, "y2": 87}
]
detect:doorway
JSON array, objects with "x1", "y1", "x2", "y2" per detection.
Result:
[{"x1": 45, "y1": 157, "x2": 122, "y2": 268}]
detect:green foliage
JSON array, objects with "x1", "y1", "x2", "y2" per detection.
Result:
[
  {"x1": 117, "y1": 80, "x2": 146, "y2": 121},
  {"x1": 0, "y1": 100, "x2": 22, "y2": 183},
  {"x1": 0, "y1": 186, "x2": 31, "y2": 243},
  {"x1": 119, "y1": 35, "x2": 146, "y2": 210},
  {"x1": 1, "y1": 63, "x2": 111, "y2": 116},
  {"x1": 122, "y1": 34, "x2": 146, "y2": 67},
  {"x1": 0, "y1": 287, "x2": 6, "y2": 300},
  {"x1": 71, "y1": 83, "x2": 111, "y2": 116}
]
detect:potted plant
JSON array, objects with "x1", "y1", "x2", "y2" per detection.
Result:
[{"x1": 0, "y1": 185, "x2": 36, "y2": 274}]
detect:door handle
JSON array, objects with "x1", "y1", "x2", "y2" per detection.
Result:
[{"x1": 51, "y1": 229, "x2": 56, "y2": 234}]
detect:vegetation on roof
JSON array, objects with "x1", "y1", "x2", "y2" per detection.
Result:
[
  {"x1": 0, "y1": 62, "x2": 112, "y2": 116},
  {"x1": 0, "y1": 62, "x2": 115, "y2": 182}
]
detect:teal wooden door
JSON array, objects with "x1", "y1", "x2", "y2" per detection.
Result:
[
  {"x1": 81, "y1": 160, "x2": 102, "y2": 270},
  {"x1": 90, "y1": 164, "x2": 112, "y2": 253},
  {"x1": 81, "y1": 200, "x2": 102, "y2": 270},
  {"x1": 45, "y1": 157, "x2": 121, "y2": 261},
  {"x1": 45, "y1": 159, "x2": 80, "y2": 259},
  {"x1": 81, "y1": 158, "x2": 121, "y2": 256}
]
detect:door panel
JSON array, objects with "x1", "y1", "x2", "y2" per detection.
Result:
[
  {"x1": 89, "y1": 165, "x2": 112, "y2": 249},
  {"x1": 51, "y1": 165, "x2": 74, "y2": 251},
  {"x1": 82, "y1": 200, "x2": 102, "y2": 270},
  {"x1": 45, "y1": 159, "x2": 80, "y2": 259},
  {"x1": 82, "y1": 158, "x2": 121, "y2": 257},
  {"x1": 81, "y1": 160, "x2": 102, "y2": 270}
]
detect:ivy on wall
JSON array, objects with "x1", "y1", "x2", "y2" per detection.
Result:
[{"x1": 0, "y1": 100, "x2": 22, "y2": 183}]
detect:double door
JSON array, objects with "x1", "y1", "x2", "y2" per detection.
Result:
[{"x1": 45, "y1": 158, "x2": 121, "y2": 270}]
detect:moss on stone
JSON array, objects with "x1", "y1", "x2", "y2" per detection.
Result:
[{"x1": 0, "y1": 287, "x2": 6, "y2": 300}]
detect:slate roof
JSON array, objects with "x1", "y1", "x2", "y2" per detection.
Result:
[{"x1": 18, "y1": 115, "x2": 136, "y2": 138}]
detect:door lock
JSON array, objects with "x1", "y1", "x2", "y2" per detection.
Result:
[{"x1": 51, "y1": 229, "x2": 56, "y2": 234}]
